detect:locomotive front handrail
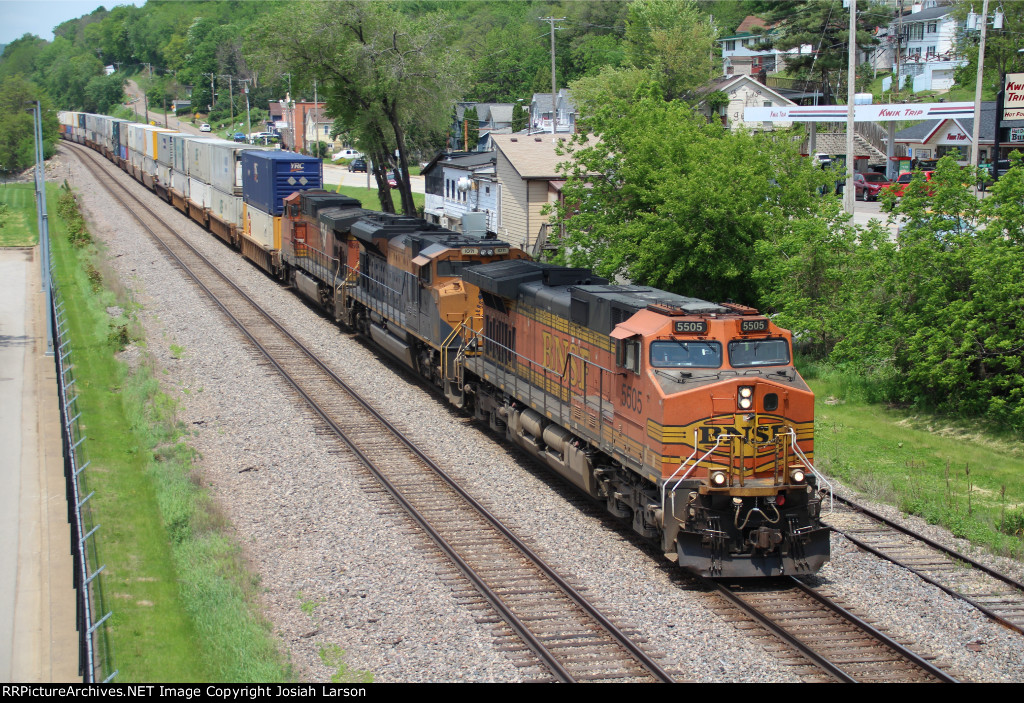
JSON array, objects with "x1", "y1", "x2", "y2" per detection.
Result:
[{"x1": 779, "y1": 426, "x2": 834, "y2": 512}]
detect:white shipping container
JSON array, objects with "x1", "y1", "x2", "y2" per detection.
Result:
[
  {"x1": 208, "y1": 143, "x2": 273, "y2": 194},
  {"x1": 188, "y1": 177, "x2": 213, "y2": 209},
  {"x1": 128, "y1": 147, "x2": 144, "y2": 169},
  {"x1": 171, "y1": 170, "x2": 190, "y2": 198},
  {"x1": 156, "y1": 130, "x2": 178, "y2": 166},
  {"x1": 188, "y1": 138, "x2": 236, "y2": 186},
  {"x1": 209, "y1": 187, "x2": 243, "y2": 228},
  {"x1": 157, "y1": 164, "x2": 171, "y2": 186},
  {"x1": 245, "y1": 204, "x2": 278, "y2": 249}
]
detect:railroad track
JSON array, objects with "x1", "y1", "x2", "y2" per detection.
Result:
[
  {"x1": 65, "y1": 142, "x2": 676, "y2": 683},
  {"x1": 710, "y1": 577, "x2": 957, "y2": 683},
  {"x1": 825, "y1": 494, "x2": 1024, "y2": 637}
]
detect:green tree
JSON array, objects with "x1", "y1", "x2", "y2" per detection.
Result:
[
  {"x1": 548, "y1": 82, "x2": 834, "y2": 305},
  {"x1": 511, "y1": 101, "x2": 527, "y2": 132},
  {"x1": 0, "y1": 34, "x2": 48, "y2": 83},
  {"x1": 0, "y1": 74, "x2": 57, "y2": 172},
  {"x1": 462, "y1": 105, "x2": 479, "y2": 151},
  {"x1": 624, "y1": 0, "x2": 717, "y2": 100},
  {"x1": 250, "y1": 1, "x2": 465, "y2": 215},
  {"x1": 84, "y1": 72, "x2": 125, "y2": 113},
  {"x1": 758, "y1": 0, "x2": 881, "y2": 102},
  {"x1": 953, "y1": 0, "x2": 1024, "y2": 82}
]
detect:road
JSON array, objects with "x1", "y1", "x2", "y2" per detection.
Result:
[
  {"x1": 124, "y1": 80, "x2": 204, "y2": 134},
  {"x1": 323, "y1": 163, "x2": 425, "y2": 194}
]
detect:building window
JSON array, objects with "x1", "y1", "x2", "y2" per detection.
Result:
[
  {"x1": 909, "y1": 24, "x2": 924, "y2": 41},
  {"x1": 926, "y1": 46, "x2": 936, "y2": 57},
  {"x1": 927, "y1": 22, "x2": 937, "y2": 33},
  {"x1": 725, "y1": 40, "x2": 736, "y2": 51}
]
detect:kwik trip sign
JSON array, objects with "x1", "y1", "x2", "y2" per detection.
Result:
[{"x1": 1006, "y1": 73, "x2": 1024, "y2": 121}]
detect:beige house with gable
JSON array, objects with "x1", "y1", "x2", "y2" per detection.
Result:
[{"x1": 491, "y1": 133, "x2": 594, "y2": 254}]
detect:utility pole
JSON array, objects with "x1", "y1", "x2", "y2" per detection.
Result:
[
  {"x1": 844, "y1": 0, "x2": 857, "y2": 216},
  {"x1": 970, "y1": 0, "x2": 990, "y2": 170},
  {"x1": 204, "y1": 73, "x2": 216, "y2": 111},
  {"x1": 895, "y1": 0, "x2": 903, "y2": 101},
  {"x1": 227, "y1": 75, "x2": 235, "y2": 127},
  {"x1": 540, "y1": 16, "x2": 564, "y2": 135},
  {"x1": 239, "y1": 79, "x2": 253, "y2": 143}
]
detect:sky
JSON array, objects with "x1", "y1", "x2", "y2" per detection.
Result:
[{"x1": 0, "y1": 0, "x2": 145, "y2": 46}]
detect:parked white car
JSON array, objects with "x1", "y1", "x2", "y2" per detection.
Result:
[{"x1": 199, "y1": 123, "x2": 211, "y2": 132}]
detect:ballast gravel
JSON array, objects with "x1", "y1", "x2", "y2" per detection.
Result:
[{"x1": 57, "y1": 146, "x2": 1024, "y2": 683}]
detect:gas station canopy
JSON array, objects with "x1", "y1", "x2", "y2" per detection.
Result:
[{"x1": 744, "y1": 102, "x2": 974, "y2": 123}]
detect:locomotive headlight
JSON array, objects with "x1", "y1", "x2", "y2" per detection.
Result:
[
  {"x1": 710, "y1": 471, "x2": 727, "y2": 487},
  {"x1": 737, "y1": 386, "x2": 753, "y2": 409},
  {"x1": 738, "y1": 386, "x2": 753, "y2": 410},
  {"x1": 791, "y1": 469, "x2": 805, "y2": 484}
]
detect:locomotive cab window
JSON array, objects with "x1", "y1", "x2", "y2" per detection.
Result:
[
  {"x1": 617, "y1": 337, "x2": 641, "y2": 374},
  {"x1": 728, "y1": 338, "x2": 790, "y2": 367},
  {"x1": 650, "y1": 340, "x2": 722, "y2": 368}
]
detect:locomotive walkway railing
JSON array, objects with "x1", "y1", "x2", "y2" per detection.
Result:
[{"x1": 50, "y1": 282, "x2": 116, "y2": 683}]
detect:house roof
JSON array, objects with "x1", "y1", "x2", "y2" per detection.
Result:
[
  {"x1": 736, "y1": 15, "x2": 770, "y2": 34},
  {"x1": 455, "y1": 102, "x2": 516, "y2": 125},
  {"x1": 420, "y1": 151, "x2": 496, "y2": 177},
  {"x1": 692, "y1": 75, "x2": 796, "y2": 107},
  {"x1": 899, "y1": 3, "x2": 955, "y2": 23},
  {"x1": 489, "y1": 104, "x2": 514, "y2": 123},
  {"x1": 719, "y1": 15, "x2": 774, "y2": 40},
  {"x1": 531, "y1": 89, "x2": 573, "y2": 114},
  {"x1": 491, "y1": 133, "x2": 594, "y2": 179}
]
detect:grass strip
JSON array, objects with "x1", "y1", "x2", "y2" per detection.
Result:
[
  {"x1": 804, "y1": 360, "x2": 1024, "y2": 558},
  {"x1": 0, "y1": 183, "x2": 40, "y2": 246},
  {"x1": 49, "y1": 181, "x2": 290, "y2": 681},
  {"x1": 332, "y1": 183, "x2": 425, "y2": 213}
]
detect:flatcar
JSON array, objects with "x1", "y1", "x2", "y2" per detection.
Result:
[{"x1": 59, "y1": 111, "x2": 830, "y2": 578}]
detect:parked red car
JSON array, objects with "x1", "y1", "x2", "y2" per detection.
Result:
[
  {"x1": 854, "y1": 172, "x2": 891, "y2": 201},
  {"x1": 885, "y1": 170, "x2": 935, "y2": 197}
]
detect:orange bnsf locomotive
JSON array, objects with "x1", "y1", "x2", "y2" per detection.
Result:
[{"x1": 459, "y1": 261, "x2": 828, "y2": 577}]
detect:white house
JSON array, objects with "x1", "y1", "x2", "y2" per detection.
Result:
[
  {"x1": 694, "y1": 75, "x2": 797, "y2": 131},
  {"x1": 422, "y1": 152, "x2": 500, "y2": 234},
  {"x1": 530, "y1": 90, "x2": 576, "y2": 134},
  {"x1": 717, "y1": 16, "x2": 813, "y2": 78},
  {"x1": 891, "y1": 1, "x2": 966, "y2": 92}
]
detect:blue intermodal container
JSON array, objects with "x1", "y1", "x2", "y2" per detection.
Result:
[{"x1": 241, "y1": 151, "x2": 323, "y2": 216}]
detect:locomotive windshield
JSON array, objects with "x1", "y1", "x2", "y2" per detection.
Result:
[
  {"x1": 649, "y1": 340, "x2": 722, "y2": 368},
  {"x1": 728, "y1": 338, "x2": 790, "y2": 367}
]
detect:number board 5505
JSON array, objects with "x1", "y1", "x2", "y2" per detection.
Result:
[
  {"x1": 740, "y1": 318, "x2": 769, "y2": 333},
  {"x1": 674, "y1": 320, "x2": 707, "y2": 334}
]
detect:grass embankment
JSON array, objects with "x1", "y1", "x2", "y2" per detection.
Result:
[
  {"x1": 333, "y1": 184, "x2": 425, "y2": 214},
  {"x1": 48, "y1": 182, "x2": 290, "y2": 681},
  {"x1": 803, "y1": 361, "x2": 1024, "y2": 558},
  {"x1": 0, "y1": 183, "x2": 40, "y2": 246}
]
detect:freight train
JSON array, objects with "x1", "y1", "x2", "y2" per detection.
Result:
[{"x1": 59, "y1": 111, "x2": 830, "y2": 578}]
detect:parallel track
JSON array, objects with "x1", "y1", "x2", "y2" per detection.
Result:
[
  {"x1": 826, "y1": 494, "x2": 1024, "y2": 637},
  {"x1": 710, "y1": 577, "x2": 957, "y2": 683},
  {"x1": 65, "y1": 141, "x2": 676, "y2": 683}
]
